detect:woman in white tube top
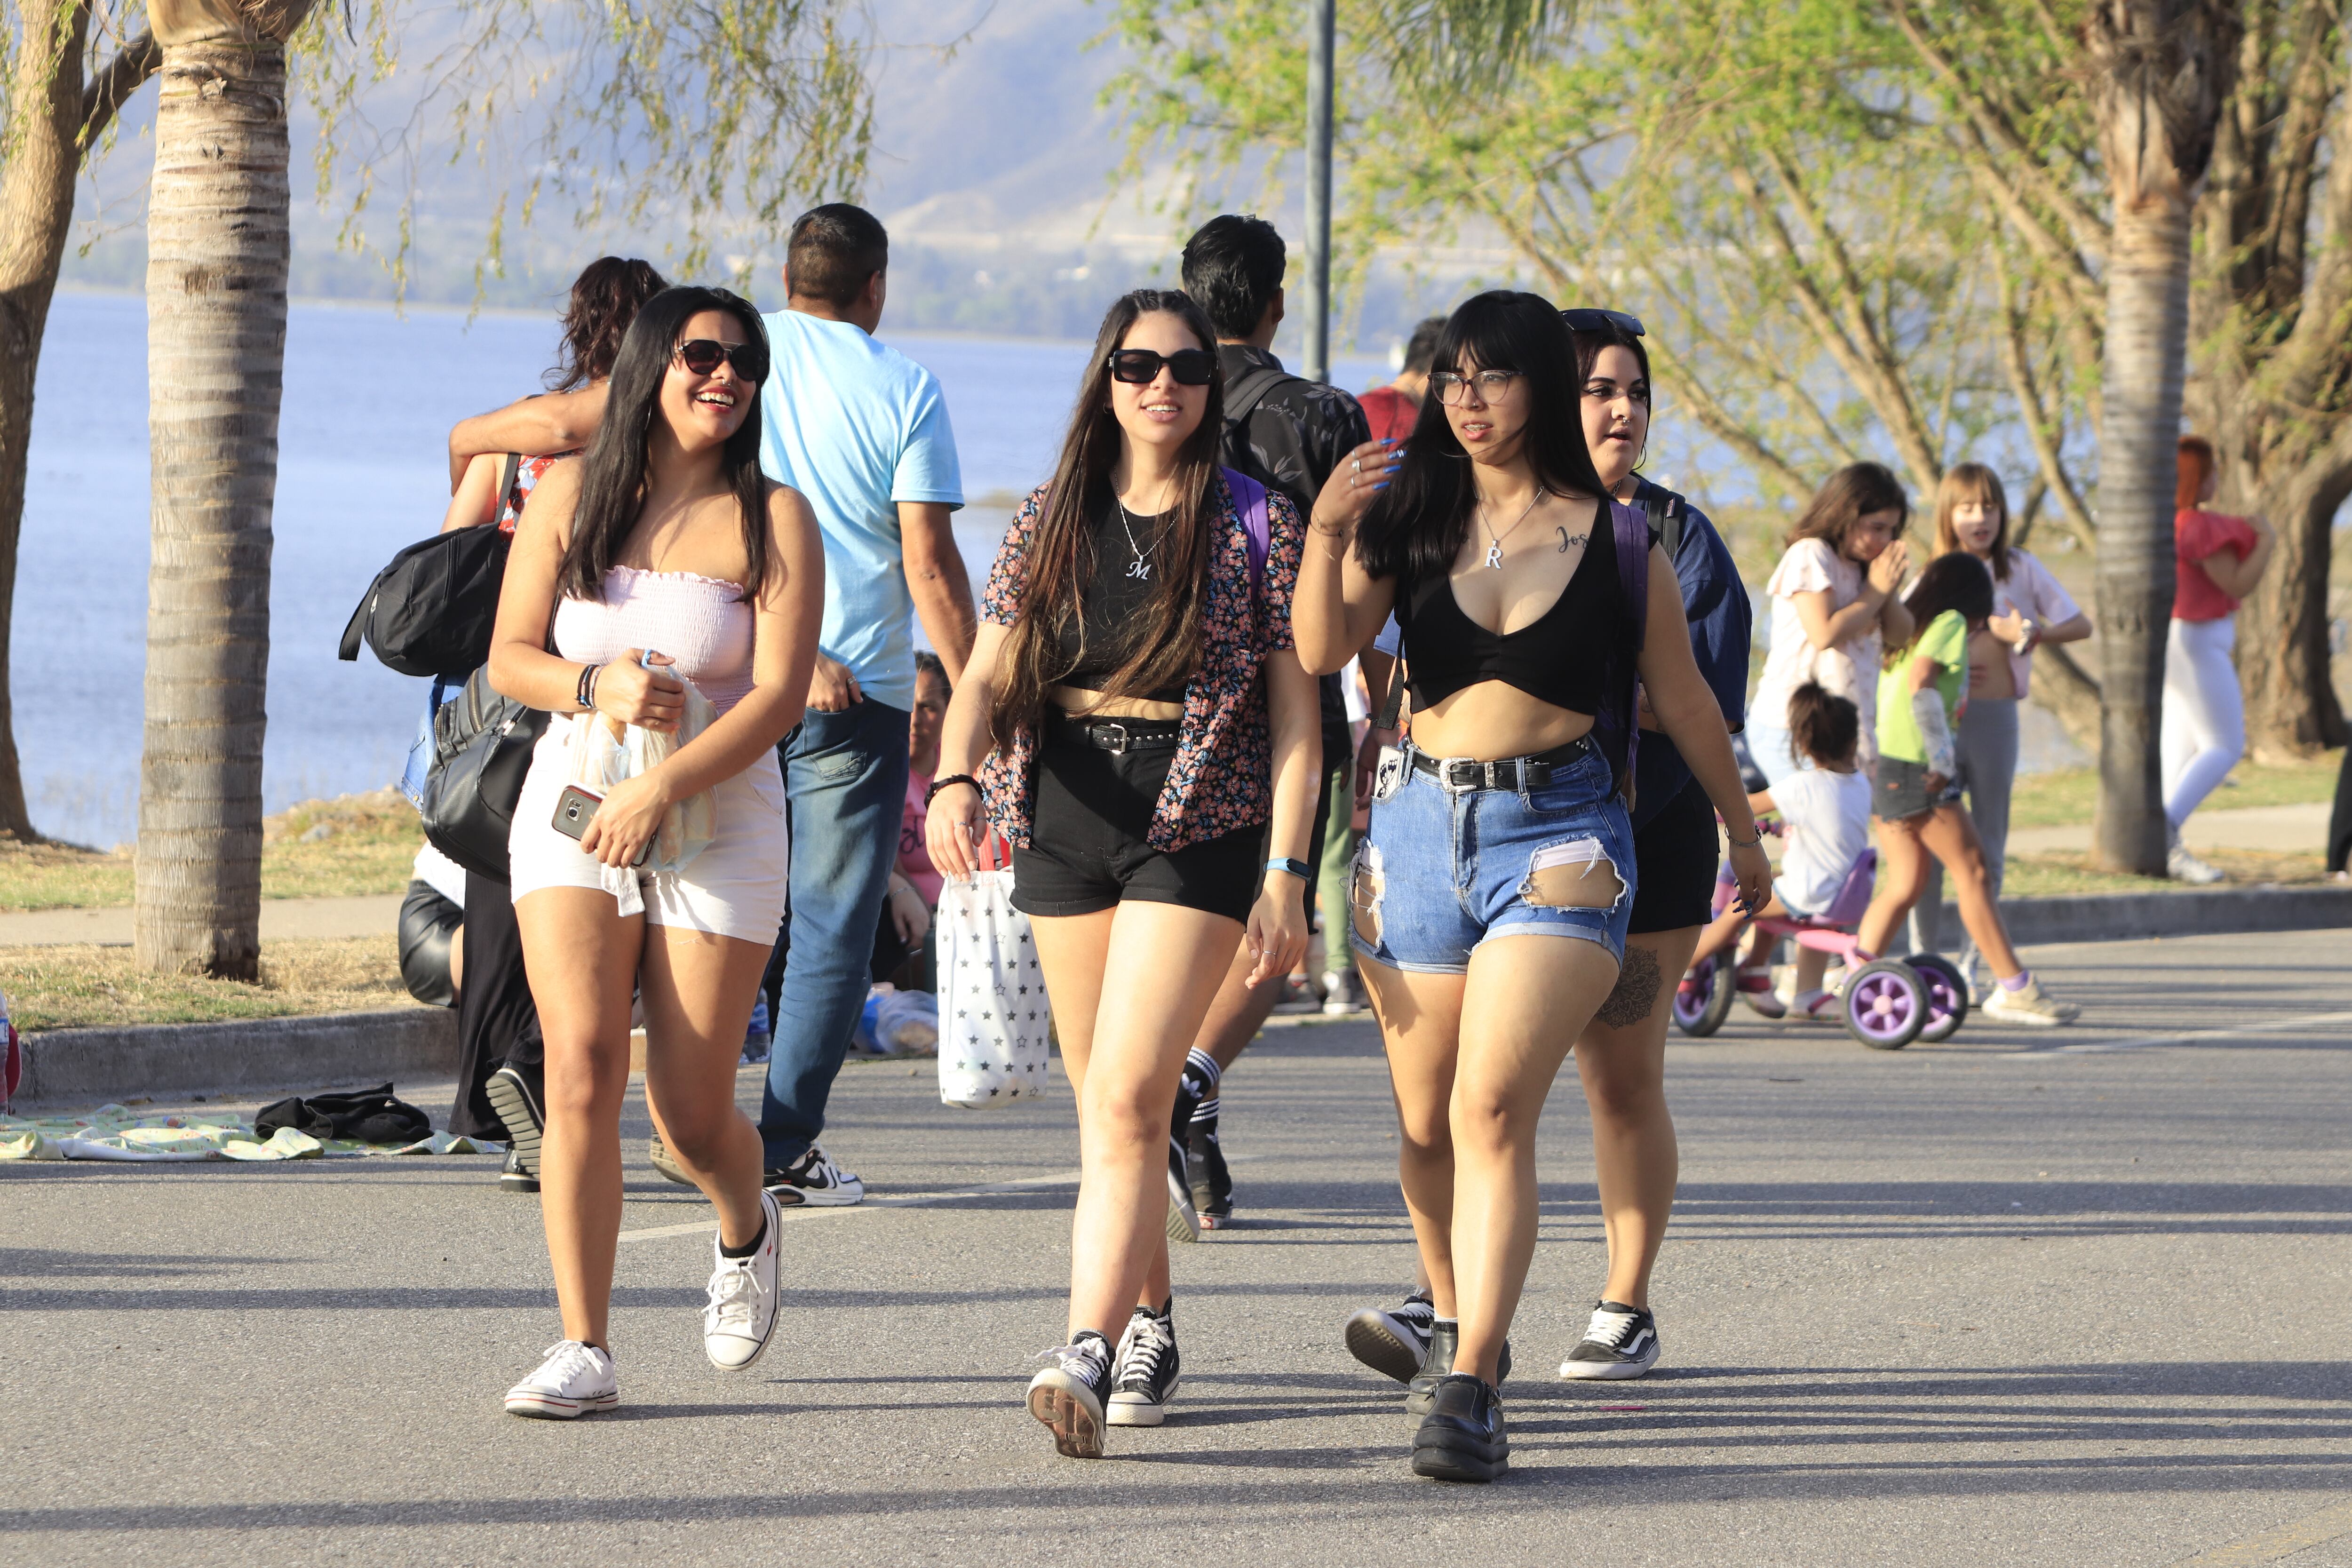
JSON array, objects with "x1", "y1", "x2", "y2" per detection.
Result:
[{"x1": 485, "y1": 285, "x2": 823, "y2": 1418}]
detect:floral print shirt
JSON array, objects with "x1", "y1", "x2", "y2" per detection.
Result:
[{"x1": 978, "y1": 474, "x2": 1304, "y2": 852}]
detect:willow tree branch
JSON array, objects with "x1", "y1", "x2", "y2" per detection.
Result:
[{"x1": 79, "y1": 29, "x2": 160, "y2": 145}]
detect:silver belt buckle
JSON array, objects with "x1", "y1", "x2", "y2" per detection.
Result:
[
  {"x1": 1438, "y1": 757, "x2": 1480, "y2": 792},
  {"x1": 1097, "y1": 722, "x2": 1129, "y2": 754}
]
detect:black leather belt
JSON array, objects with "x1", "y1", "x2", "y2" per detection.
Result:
[
  {"x1": 1051, "y1": 712, "x2": 1182, "y2": 755},
  {"x1": 1410, "y1": 734, "x2": 1597, "y2": 792}
]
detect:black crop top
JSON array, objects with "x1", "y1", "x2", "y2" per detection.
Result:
[
  {"x1": 1055, "y1": 500, "x2": 1193, "y2": 704},
  {"x1": 1397, "y1": 510, "x2": 1657, "y2": 716}
]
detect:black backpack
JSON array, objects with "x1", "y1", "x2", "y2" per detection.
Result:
[{"x1": 337, "y1": 454, "x2": 519, "y2": 678}]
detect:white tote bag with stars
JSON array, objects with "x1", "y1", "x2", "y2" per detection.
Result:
[{"x1": 936, "y1": 837, "x2": 1053, "y2": 1108}]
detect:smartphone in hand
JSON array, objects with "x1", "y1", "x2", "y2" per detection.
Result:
[{"x1": 552, "y1": 783, "x2": 649, "y2": 868}]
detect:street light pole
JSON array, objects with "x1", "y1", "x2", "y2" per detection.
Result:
[{"x1": 1303, "y1": 0, "x2": 1335, "y2": 384}]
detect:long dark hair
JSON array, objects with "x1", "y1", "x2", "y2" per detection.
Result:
[
  {"x1": 1788, "y1": 462, "x2": 1908, "y2": 555},
  {"x1": 558, "y1": 286, "x2": 771, "y2": 604},
  {"x1": 549, "y1": 257, "x2": 668, "y2": 391},
  {"x1": 1890, "y1": 551, "x2": 1995, "y2": 666},
  {"x1": 1355, "y1": 291, "x2": 1609, "y2": 583},
  {"x1": 991, "y1": 290, "x2": 1228, "y2": 743}
]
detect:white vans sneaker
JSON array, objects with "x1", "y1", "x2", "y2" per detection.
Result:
[
  {"x1": 2168, "y1": 843, "x2": 2226, "y2": 884},
  {"x1": 1983, "y1": 975, "x2": 2080, "y2": 1027},
  {"x1": 702, "y1": 1188, "x2": 783, "y2": 1371},
  {"x1": 504, "y1": 1340, "x2": 618, "y2": 1419}
]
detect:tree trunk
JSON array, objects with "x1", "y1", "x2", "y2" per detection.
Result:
[
  {"x1": 2237, "y1": 474, "x2": 2350, "y2": 759},
  {"x1": 2090, "y1": 192, "x2": 2191, "y2": 875},
  {"x1": 135, "y1": 32, "x2": 294, "y2": 978},
  {"x1": 2030, "y1": 642, "x2": 2106, "y2": 756},
  {"x1": 0, "y1": 2, "x2": 95, "y2": 844}
]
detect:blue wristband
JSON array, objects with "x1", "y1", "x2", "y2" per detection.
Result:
[{"x1": 1265, "y1": 857, "x2": 1311, "y2": 881}]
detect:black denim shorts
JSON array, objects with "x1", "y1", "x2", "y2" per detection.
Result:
[
  {"x1": 1874, "y1": 755, "x2": 1964, "y2": 822},
  {"x1": 1012, "y1": 715, "x2": 1261, "y2": 925}
]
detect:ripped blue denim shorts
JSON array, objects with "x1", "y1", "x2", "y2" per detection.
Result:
[{"x1": 1348, "y1": 737, "x2": 1637, "y2": 973}]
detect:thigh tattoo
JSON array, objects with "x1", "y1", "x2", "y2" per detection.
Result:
[{"x1": 1596, "y1": 944, "x2": 1662, "y2": 1028}]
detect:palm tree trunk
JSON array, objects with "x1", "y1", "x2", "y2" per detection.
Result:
[
  {"x1": 2086, "y1": 0, "x2": 2240, "y2": 876},
  {"x1": 135, "y1": 32, "x2": 293, "y2": 978},
  {"x1": 2090, "y1": 195, "x2": 2191, "y2": 875},
  {"x1": 0, "y1": 1, "x2": 96, "y2": 844},
  {"x1": 2237, "y1": 478, "x2": 2351, "y2": 757}
]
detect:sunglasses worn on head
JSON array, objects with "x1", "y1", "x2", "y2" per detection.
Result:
[
  {"x1": 1107, "y1": 348, "x2": 1216, "y2": 386},
  {"x1": 1561, "y1": 307, "x2": 1645, "y2": 337},
  {"x1": 675, "y1": 338, "x2": 770, "y2": 382}
]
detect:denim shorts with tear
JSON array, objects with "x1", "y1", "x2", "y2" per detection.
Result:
[{"x1": 1347, "y1": 739, "x2": 1637, "y2": 973}]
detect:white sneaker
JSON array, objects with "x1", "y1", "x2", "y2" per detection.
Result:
[
  {"x1": 764, "y1": 1144, "x2": 864, "y2": 1207},
  {"x1": 1982, "y1": 975, "x2": 2080, "y2": 1027},
  {"x1": 2169, "y1": 843, "x2": 2225, "y2": 884},
  {"x1": 702, "y1": 1187, "x2": 783, "y2": 1370},
  {"x1": 1320, "y1": 970, "x2": 1366, "y2": 1015},
  {"x1": 504, "y1": 1340, "x2": 618, "y2": 1419}
]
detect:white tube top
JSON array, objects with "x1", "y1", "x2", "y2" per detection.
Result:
[{"x1": 552, "y1": 566, "x2": 756, "y2": 715}]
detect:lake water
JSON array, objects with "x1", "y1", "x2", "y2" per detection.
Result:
[{"x1": 19, "y1": 290, "x2": 1396, "y2": 847}]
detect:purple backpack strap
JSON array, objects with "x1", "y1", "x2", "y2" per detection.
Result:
[{"x1": 1223, "y1": 468, "x2": 1271, "y2": 589}]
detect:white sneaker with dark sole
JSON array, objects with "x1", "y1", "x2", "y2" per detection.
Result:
[
  {"x1": 1344, "y1": 1289, "x2": 1436, "y2": 1384},
  {"x1": 1105, "y1": 1306, "x2": 1181, "y2": 1426},
  {"x1": 504, "y1": 1339, "x2": 618, "y2": 1418},
  {"x1": 702, "y1": 1189, "x2": 783, "y2": 1371},
  {"x1": 1559, "y1": 1300, "x2": 1660, "y2": 1380},
  {"x1": 1027, "y1": 1332, "x2": 1113, "y2": 1457},
  {"x1": 763, "y1": 1143, "x2": 864, "y2": 1206}
]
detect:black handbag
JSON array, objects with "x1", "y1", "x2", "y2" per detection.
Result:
[
  {"x1": 338, "y1": 454, "x2": 520, "y2": 677},
  {"x1": 419, "y1": 662, "x2": 548, "y2": 880}
]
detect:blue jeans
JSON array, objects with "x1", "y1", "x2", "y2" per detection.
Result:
[
  {"x1": 758, "y1": 700, "x2": 910, "y2": 1168},
  {"x1": 1349, "y1": 740, "x2": 1637, "y2": 972}
]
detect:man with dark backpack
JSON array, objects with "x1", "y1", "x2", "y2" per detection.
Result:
[{"x1": 1165, "y1": 215, "x2": 1373, "y2": 1234}]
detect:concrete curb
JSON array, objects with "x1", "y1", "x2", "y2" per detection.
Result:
[
  {"x1": 17, "y1": 1007, "x2": 456, "y2": 1106},
  {"x1": 1955, "y1": 884, "x2": 2352, "y2": 946}
]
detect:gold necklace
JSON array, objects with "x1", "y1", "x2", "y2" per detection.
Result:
[{"x1": 1479, "y1": 488, "x2": 1547, "y2": 569}]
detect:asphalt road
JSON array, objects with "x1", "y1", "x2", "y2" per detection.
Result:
[{"x1": 6, "y1": 927, "x2": 2350, "y2": 1567}]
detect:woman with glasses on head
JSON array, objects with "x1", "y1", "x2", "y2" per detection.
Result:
[
  {"x1": 1296, "y1": 291, "x2": 1772, "y2": 1482},
  {"x1": 926, "y1": 289, "x2": 1318, "y2": 1459},
  {"x1": 486, "y1": 287, "x2": 825, "y2": 1418}
]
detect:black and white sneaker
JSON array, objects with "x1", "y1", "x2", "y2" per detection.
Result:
[
  {"x1": 1345, "y1": 1289, "x2": 1436, "y2": 1384},
  {"x1": 1165, "y1": 1137, "x2": 1200, "y2": 1243},
  {"x1": 1185, "y1": 1119, "x2": 1233, "y2": 1229},
  {"x1": 763, "y1": 1143, "x2": 863, "y2": 1207},
  {"x1": 1559, "y1": 1300, "x2": 1660, "y2": 1379},
  {"x1": 1106, "y1": 1304, "x2": 1181, "y2": 1427},
  {"x1": 1027, "y1": 1329, "x2": 1114, "y2": 1458},
  {"x1": 497, "y1": 1146, "x2": 539, "y2": 1194},
  {"x1": 484, "y1": 1062, "x2": 543, "y2": 1179}
]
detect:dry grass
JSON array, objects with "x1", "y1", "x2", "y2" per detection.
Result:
[
  {"x1": 1994, "y1": 848, "x2": 2333, "y2": 899},
  {"x1": 0, "y1": 936, "x2": 419, "y2": 1031},
  {"x1": 0, "y1": 789, "x2": 423, "y2": 913},
  {"x1": 2007, "y1": 755, "x2": 2342, "y2": 829}
]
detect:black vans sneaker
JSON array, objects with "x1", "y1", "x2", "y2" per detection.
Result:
[
  {"x1": 1106, "y1": 1304, "x2": 1181, "y2": 1427},
  {"x1": 1411, "y1": 1374, "x2": 1509, "y2": 1483},
  {"x1": 485, "y1": 1062, "x2": 543, "y2": 1178},
  {"x1": 1559, "y1": 1300, "x2": 1660, "y2": 1380},
  {"x1": 1185, "y1": 1119, "x2": 1233, "y2": 1229},
  {"x1": 1026, "y1": 1329, "x2": 1115, "y2": 1458},
  {"x1": 1345, "y1": 1289, "x2": 1436, "y2": 1384},
  {"x1": 1405, "y1": 1320, "x2": 1511, "y2": 1417}
]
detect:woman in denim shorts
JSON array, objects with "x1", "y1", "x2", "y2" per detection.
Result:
[{"x1": 1294, "y1": 292, "x2": 1772, "y2": 1483}]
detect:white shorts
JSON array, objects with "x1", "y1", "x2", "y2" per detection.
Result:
[{"x1": 509, "y1": 719, "x2": 788, "y2": 945}]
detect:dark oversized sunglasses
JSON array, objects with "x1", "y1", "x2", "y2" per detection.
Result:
[
  {"x1": 1561, "y1": 307, "x2": 1645, "y2": 336},
  {"x1": 1107, "y1": 348, "x2": 1216, "y2": 386},
  {"x1": 675, "y1": 338, "x2": 770, "y2": 382}
]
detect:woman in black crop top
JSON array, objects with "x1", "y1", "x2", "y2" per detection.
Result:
[
  {"x1": 926, "y1": 289, "x2": 1319, "y2": 1459},
  {"x1": 1292, "y1": 291, "x2": 1771, "y2": 1483}
]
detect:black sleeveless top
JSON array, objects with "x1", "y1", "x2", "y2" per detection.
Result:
[
  {"x1": 1397, "y1": 507, "x2": 1655, "y2": 716},
  {"x1": 1056, "y1": 500, "x2": 1192, "y2": 704}
]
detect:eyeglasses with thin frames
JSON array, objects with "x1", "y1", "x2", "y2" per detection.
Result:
[{"x1": 1429, "y1": 368, "x2": 1522, "y2": 406}]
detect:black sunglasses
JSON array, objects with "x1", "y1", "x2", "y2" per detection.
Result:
[
  {"x1": 675, "y1": 338, "x2": 770, "y2": 382},
  {"x1": 1107, "y1": 348, "x2": 1217, "y2": 386},
  {"x1": 1561, "y1": 308, "x2": 1645, "y2": 337}
]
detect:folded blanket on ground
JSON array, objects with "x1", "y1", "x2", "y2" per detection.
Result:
[{"x1": 0, "y1": 1103, "x2": 494, "y2": 1162}]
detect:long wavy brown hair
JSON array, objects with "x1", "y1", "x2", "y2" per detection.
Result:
[{"x1": 990, "y1": 290, "x2": 1228, "y2": 743}]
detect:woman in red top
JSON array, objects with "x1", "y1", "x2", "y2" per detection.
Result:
[{"x1": 2163, "y1": 436, "x2": 2275, "y2": 883}]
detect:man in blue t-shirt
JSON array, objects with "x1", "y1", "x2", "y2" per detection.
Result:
[{"x1": 751, "y1": 204, "x2": 974, "y2": 1205}]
